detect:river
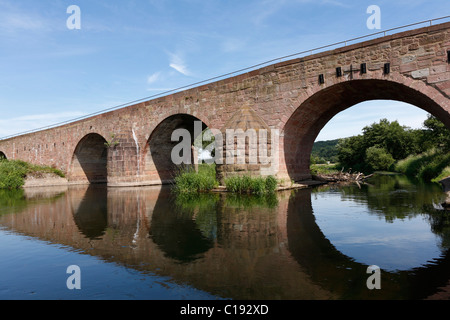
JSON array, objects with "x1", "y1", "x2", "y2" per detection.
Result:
[{"x1": 0, "y1": 174, "x2": 449, "y2": 300}]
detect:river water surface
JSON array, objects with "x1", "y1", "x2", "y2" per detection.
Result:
[{"x1": 0, "y1": 174, "x2": 449, "y2": 300}]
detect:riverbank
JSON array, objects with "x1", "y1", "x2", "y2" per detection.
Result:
[
  {"x1": 173, "y1": 164, "x2": 321, "y2": 195},
  {"x1": 23, "y1": 171, "x2": 69, "y2": 188},
  {"x1": 394, "y1": 149, "x2": 450, "y2": 183},
  {"x1": 0, "y1": 159, "x2": 66, "y2": 190}
]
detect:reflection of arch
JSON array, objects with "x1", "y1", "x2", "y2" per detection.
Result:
[
  {"x1": 287, "y1": 188, "x2": 450, "y2": 299},
  {"x1": 72, "y1": 186, "x2": 108, "y2": 240},
  {"x1": 0, "y1": 151, "x2": 6, "y2": 160},
  {"x1": 144, "y1": 114, "x2": 208, "y2": 184},
  {"x1": 283, "y1": 78, "x2": 450, "y2": 181},
  {"x1": 149, "y1": 191, "x2": 214, "y2": 263},
  {"x1": 70, "y1": 133, "x2": 108, "y2": 184}
]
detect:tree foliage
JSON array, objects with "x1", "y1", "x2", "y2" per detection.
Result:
[
  {"x1": 335, "y1": 115, "x2": 449, "y2": 174},
  {"x1": 311, "y1": 139, "x2": 340, "y2": 164},
  {"x1": 365, "y1": 146, "x2": 395, "y2": 171},
  {"x1": 422, "y1": 115, "x2": 450, "y2": 152}
]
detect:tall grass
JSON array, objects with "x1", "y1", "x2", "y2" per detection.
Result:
[
  {"x1": 224, "y1": 175, "x2": 278, "y2": 195},
  {"x1": 394, "y1": 149, "x2": 450, "y2": 182},
  {"x1": 173, "y1": 164, "x2": 279, "y2": 195},
  {"x1": 0, "y1": 159, "x2": 65, "y2": 190},
  {"x1": 173, "y1": 164, "x2": 219, "y2": 193},
  {"x1": 310, "y1": 163, "x2": 341, "y2": 175}
]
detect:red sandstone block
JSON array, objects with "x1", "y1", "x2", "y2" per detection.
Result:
[
  {"x1": 400, "y1": 62, "x2": 418, "y2": 73},
  {"x1": 430, "y1": 65, "x2": 449, "y2": 75},
  {"x1": 427, "y1": 72, "x2": 450, "y2": 84}
]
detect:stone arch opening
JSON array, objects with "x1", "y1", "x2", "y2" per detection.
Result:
[
  {"x1": 70, "y1": 133, "x2": 108, "y2": 184},
  {"x1": 0, "y1": 151, "x2": 6, "y2": 160},
  {"x1": 283, "y1": 79, "x2": 450, "y2": 181},
  {"x1": 144, "y1": 114, "x2": 208, "y2": 185}
]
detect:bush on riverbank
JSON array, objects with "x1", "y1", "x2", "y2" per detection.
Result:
[
  {"x1": 173, "y1": 164, "x2": 279, "y2": 195},
  {"x1": 0, "y1": 159, "x2": 65, "y2": 190},
  {"x1": 394, "y1": 149, "x2": 450, "y2": 183},
  {"x1": 310, "y1": 163, "x2": 341, "y2": 175},
  {"x1": 173, "y1": 164, "x2": 219, "y2": 193},
  {"x1": 224, "y1": 175, "x2": 278, "y2": 195}
]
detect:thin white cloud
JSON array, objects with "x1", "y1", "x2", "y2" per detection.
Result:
[
  {"x1": 147, "y1": 72, "x2": 161, "y2": 84},
  {"x1": 0, "y1": 2, "x2": 53, "y2": 35},
  {"x1": 1, "y1": 13, "x2": 46, "y2": 31},
  {"x1": 169, "y1": 53, "x2": 191, "y2": 76}
]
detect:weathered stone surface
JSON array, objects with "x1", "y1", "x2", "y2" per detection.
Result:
[{"x1": 412, "y1": 68, "x2": 430, "y2": 78}]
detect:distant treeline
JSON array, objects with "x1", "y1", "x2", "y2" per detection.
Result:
[
  {"x1": 312, "y1": 114, "x2": 450, "y2": 182},
  {"x1": 311, "y1": 139, "x2": 340, "y2": 164}
]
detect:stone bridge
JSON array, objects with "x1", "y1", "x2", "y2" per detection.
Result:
[{"x1": 0, "y1": 22, "x2": 449, "y2": 187}]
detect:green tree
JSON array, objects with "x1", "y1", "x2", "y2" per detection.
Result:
[
  {"x1": 336, "y1": 135, "x2": 367, "y2": 172},
  {"x1": 365, "y1": 146, "x2": 395, "y2": 171},
  {"x1": 422, "y1": 114, "x2": 450, "y2": 151},
  {"x1": 362, "y1": 119, "x2": 416, "y2": 160},
  {"x1": 337, "y1": 119, "x2": 420, "y2": 173}
]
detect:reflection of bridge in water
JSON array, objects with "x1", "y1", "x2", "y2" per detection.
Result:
[{"x1": 2, "y1": 185, "x2": 450, "y2": 300}]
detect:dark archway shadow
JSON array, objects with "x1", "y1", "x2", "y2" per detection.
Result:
[
  {"x1": 70, "y1": 133, "x2": 108, "y2": 184},
  {"x1": 0, "y1": 151, "x2": 6, "y2": 160},
  {"x1": 145, "y1": 114, "x2": 207, "y2": 184}
]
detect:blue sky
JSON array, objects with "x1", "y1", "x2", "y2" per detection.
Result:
[{"x1": 0, "y1": 0, "x2": 448, "y2": 141}]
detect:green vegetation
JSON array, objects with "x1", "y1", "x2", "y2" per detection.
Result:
[
  {"x1": 365, "y1": 146, "x2": 395, "y2": 172},
  {"x1": 394, "y1": 149, "x2": 450, "y2": 183},
  {"x1": 336, "y1": 118, "x2": 421, "y2": 173},
  {"x1": 225, "y1": 192, "x2": 279, "y2": 209},
  {"x1": 311, "y1": 139, "x2": 340, "y2": 164},
  {"x1": 173, "y1": 163, "x2": 278, "y2": 195},
  {"x1": 329, "y1": 115, "x2": 450, "y2": 182},
  {"x1": 0, "y1": 159, "x2": 65, "y2": 190},
  {"x1": 173, "y1": 164, "x2": 219, "y2": 193},
  {"x1": 310, "y1": 163, "x2": 341, "y2": 176},
  {"x1": 224, "y1": 175, "x2": 278, "y2": 195}
]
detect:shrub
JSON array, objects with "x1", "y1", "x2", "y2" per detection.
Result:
[
  {"x1": 224, "y1": 175, "x2": 278, "y2": 195},
  {"x1": 0, "y1": 160, "x2": 28, "y2": 189},
  {"x1": 418, "y1": 152, "x2": 450, "y2": 182},
  {"x1": 264, "y1": 175, "x2": 278, "y2": 193},
  {"x1": 173, "y1": 164, "x2": 218, "y2": 193},
  {"x1": 394, "y1": 149, "x2": 450, "y2": 182},
  {"x1": 0, "y1": 159, "x2": 66, "y2": 189},
  {"x1": 365, "y1": 146, "x2": 395, "y2": 171}
]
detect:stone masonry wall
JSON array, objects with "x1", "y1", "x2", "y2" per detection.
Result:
[{"x1": 0, "y1": 22, "x2": 448, "y2": 186}]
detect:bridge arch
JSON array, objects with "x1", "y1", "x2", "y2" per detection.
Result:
[
  {"x1": 69, "y1": 133, "x2": 108, "y2": 184},
  {"x1": 0, "y1": 151, "x2": 6, "y2": 160},
  {"x1": 283, "y1": 76, "x2": 450, "y2": 181},
  {"x1": 143, "y1": 114, "x2": 209, "y2": 185}
]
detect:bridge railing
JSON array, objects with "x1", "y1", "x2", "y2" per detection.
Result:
[{"x1": 1, "y1": 15, "x2": 449, "y2": 141}]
